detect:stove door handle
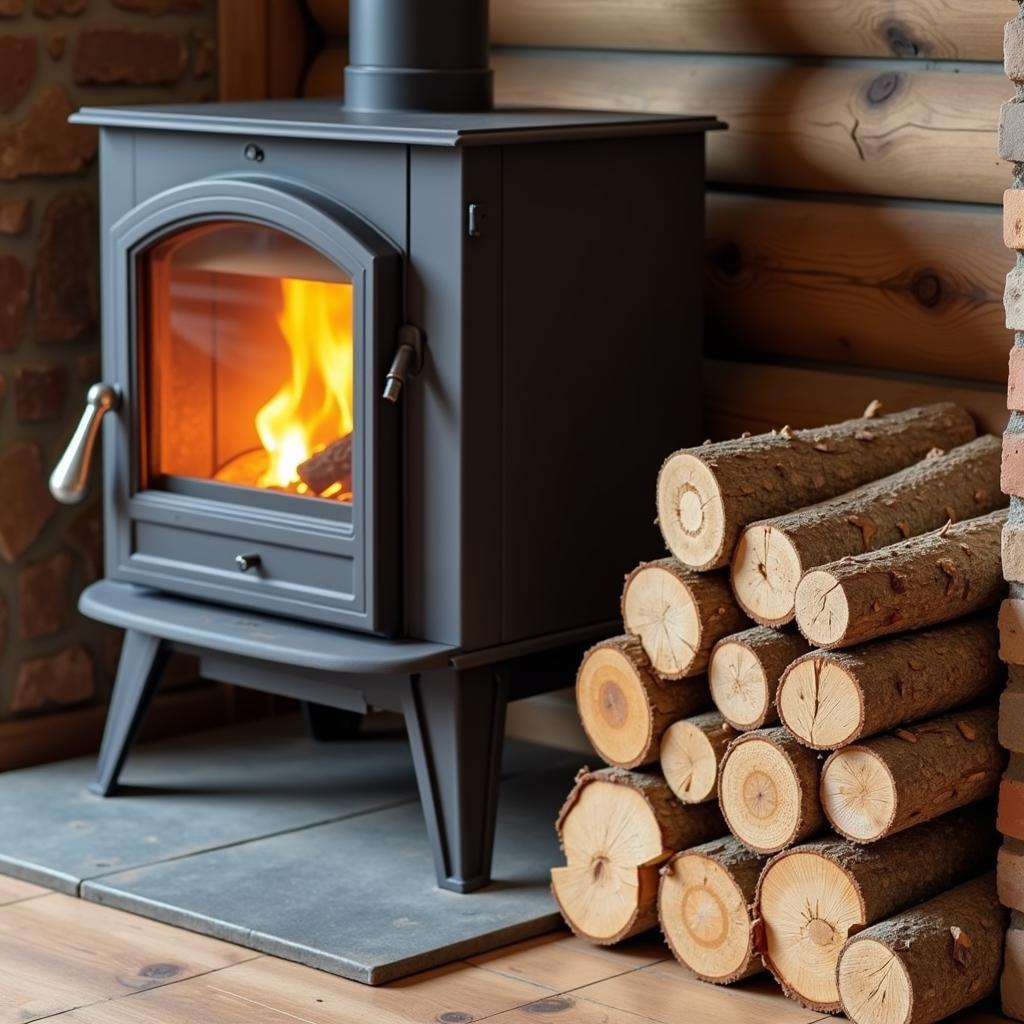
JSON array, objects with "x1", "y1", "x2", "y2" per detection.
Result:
[{"x1": 49, "y1": 383, "x2": 120, "y2": 505}]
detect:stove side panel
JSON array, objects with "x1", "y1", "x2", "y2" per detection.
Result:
[{"x1": 499, "y1": 134, "x2": 707, "y2": 644}]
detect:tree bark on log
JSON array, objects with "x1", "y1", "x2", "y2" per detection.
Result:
[
  {"x1": 659, "y1": 835, "x2": 767, "y2": 984},
  {"x1": 709, "y1": 625, "x2": 810, "y2": 731},
  {"x1": 621, "y1": 559, "x2": 748, "y2": 679},
  {"x1": 776, "y1": 617, "x2": 1001, "y2": 750},
  {"x1": 718, "y1": 726, "x2": 826, "y2": 854},
  {"x1": 660, "y1": 711, "x2": 735, "y2": 804},
  {"x1": 575, "y1": 636, "x2": 711, "y2": 769},
  {"x1": 756, "y1": 804, "x2": 1000, "y2": 1013},
  {"x1": 837, "y1": 873, "x2": 1006, "y2": 1024},
  {"x1": 656, "y1": 403, "x2": 976, "y2": 572},
  {"x1": 794, "y1": 509, "x2": 1007, "y2": 650},
  {"x1": 819, "y1": 705, "x2": 1004, "y2": 843},
  {"x1": 731, "y1": 435, "x2": 1004, "y2": 626},
  {"x1": 552, "y1": 767, "x2": 725, "y2": 944}
]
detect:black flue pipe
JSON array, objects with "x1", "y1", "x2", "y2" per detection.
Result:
[{"x1": 344, "y1": 0, "x2": 493, "y2": 113}]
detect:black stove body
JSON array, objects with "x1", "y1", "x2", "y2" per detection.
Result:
[{"x1": 53, "y1": 0, "x2": 720, "y2": 893}]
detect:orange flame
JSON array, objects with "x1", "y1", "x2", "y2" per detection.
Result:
[{"x1": 255, "y1": 277, "x2": 355, "y2": 490}]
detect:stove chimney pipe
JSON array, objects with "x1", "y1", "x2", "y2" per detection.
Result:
[{"x1": 344, "y1": 0, "x2": 493, "y2": 113}]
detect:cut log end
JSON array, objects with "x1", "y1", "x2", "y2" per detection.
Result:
[
  {"x1": 621, "y1": 562, "x2": 700, "y2": 678},
  {"x1": 659, "y1": 853, "x2": 754, "y2": 983},
  {"x1": 731, "y1": 524, "x2": 802, "y2": 626},
  {"x1": 660, "y1": 716, "x2": 725, "y2": 804},
  {"x1": 554, "y1": 779, "x2": 664, "y2": 944},
  {"x1": 709, "y1": 639, "x2": 771, "y2": 731},
  {"x1": 777, "y1": 657, "x2": 863, "y2": 750},
  {"x1": 718, "y1": 736, "x2": 809, "y2": 854},
  {"x1": 759, "y1": 850, "x2": 864, "y2": 1012},
  {"x1": 576, "y1": 644, "x2": 654, "y2": 769},
  {"x1": 795, "y1": 568, "x2": 850, "y2": 648},
  {"x1": 837, "y1": 939, "x2": 912, "y2": 1024},
  {"x1": 820, "y1": 747, "x2": 896, "y2": 843},
  {"x1": 657, "y1": 452, "x2": 727, "y2": 571}
]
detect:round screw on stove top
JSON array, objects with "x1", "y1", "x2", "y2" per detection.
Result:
[
  {"x1": 235, "y1": 553, "x2": 262, "y2": 572},
  {"x1": 243, "y1": 143, "x2": 264, "y2": 162}
]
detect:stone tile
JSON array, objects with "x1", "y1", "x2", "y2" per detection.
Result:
[
  {"x1": 0, "y1": 85, "x2": 96, "y2": 181},
  {"x1": 0, "y1": 443, "x2": 55, "y2": 562},
  {"x1": 12, "y1": 645, "x2": 95, "y2": 712},
  {"x1": 0, "y1": 197, "x2": 29, "y2": 235},
  {"x1": 0, "y1": 35, "x2": 36, "y2": 113},
  {"x1": 17, "y1": 548, "x2": 72, "y2": 638},
  {"x1": 73, "y1": 28, "x2": 186, "y2": 86},
  {"x1": 15, "y1": 364, "x2": 68, "y2": 423},
  {"x1": 0, "y1": 255, "x2": 28, "y2": 350},
  {"x1": 1009, "y1": 19, "x2": 1024, "y2": 84},
  {"x1": 36, "y1": 192, "x2": 98, "y2": 343},
  {"x1": 34, "y1": 0, "x2": 86, "y2": 15}
]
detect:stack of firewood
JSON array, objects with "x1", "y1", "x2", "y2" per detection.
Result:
[{"x1": 551, "y1": 403, "x2": 1014, "y2": 1024}]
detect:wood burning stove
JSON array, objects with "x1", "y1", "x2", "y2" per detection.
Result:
[{"x1": 50, "y1": 0, "x2": 721, "y2": 892}]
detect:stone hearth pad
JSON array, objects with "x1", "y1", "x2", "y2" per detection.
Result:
[{"x1": 0, "y1": 718, "x2": 578, "y2": 982}]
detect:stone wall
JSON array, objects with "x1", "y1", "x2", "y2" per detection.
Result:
[{"x1": 0, "y1": 0, "x2": 215, "y2": 722}]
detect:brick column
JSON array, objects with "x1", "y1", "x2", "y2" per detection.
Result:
[{"x1": 998, "y1": 8, "x2": 1024, "y2": 1017}]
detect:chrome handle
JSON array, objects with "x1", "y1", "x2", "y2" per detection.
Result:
[
  {"x1": 383, "y1": 324, "x2": 424, "y2": 403},
  {"x1": 49, "y1": 383, "x2": 120, "y2": 505}
]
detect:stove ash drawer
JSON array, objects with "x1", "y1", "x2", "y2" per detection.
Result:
[{"x1": 130, "y1": 521, "x2": 357, "y2": 610}]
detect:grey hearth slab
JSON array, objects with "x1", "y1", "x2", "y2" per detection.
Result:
[{"x1": 82, "y1": 762, "x2": 574, "y2": 984}]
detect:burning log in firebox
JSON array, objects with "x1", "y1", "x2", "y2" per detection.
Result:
[{"x1": 297, "y1": 435, "x2": 353, "y2": 496}]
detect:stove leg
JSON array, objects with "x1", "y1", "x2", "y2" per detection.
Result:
[
  {"x1": 90, "y1": 630, "x2": 169, "y2": 797},
  {"x1": 404, "y1": 667, "x2": 508, "y2": 894}
]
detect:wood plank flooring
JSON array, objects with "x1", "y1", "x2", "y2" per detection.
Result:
[{"x1": 0, "y1": 888, "x2": 1010, "y2": 1023}]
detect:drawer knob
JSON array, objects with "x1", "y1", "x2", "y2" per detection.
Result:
[{"x1": 235, "y1": 553, "x2": 262, "y2": 573}]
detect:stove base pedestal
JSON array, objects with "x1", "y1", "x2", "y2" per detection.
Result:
[{"x1": 80, "y1": 581, "x2": 593, "y2": 894}]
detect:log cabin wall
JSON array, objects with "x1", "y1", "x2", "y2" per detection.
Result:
[
  {"x1": 235, "y1": 0, "x2": 1014, "y2": 438},
  {"x1": 488, "y1": 0, "x2": 1014, "y2": 438}
]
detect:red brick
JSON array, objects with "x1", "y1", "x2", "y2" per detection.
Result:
[
  {"x1": 0, "y1": 0, "x2": 24, "y2": 14},
  {"x1": 1001, "y1": 776, "x2": 1024, "y2": 839},
  {"x1": 33, "y1": 0, "x2": 86, "y2": 15},
  {"x1": 1003, "y1": 598, "x2": 1024, "y2": 665},
  {"x1": 74, "y1": 27, "x2": 186, "y2": 85},
  {"x1": 0, "y1": 255, "x2": 28, "y2": 351},
  {"x1": 1000, "y1": 842, "x2": 1024, "y2": 911},
  {"x1": 17, "y1": 548, "x2": 71, "y2": 638},
  {"x1": 1005, "y1": 432, "x2": 1024, "y2": 497},
  {"x1": 0, "y1": 443, "x2": 55, "y2": 562},
  {"x1": 0, "y1": 84, "x2": 96, "y2": 180},
  {"x1": 15, "y1": 364, "x2": 67, "y2": 423},
  {"x1": 0, "y1": 36, "x2": 36, "y2": 112},
  {"x1": 36, "y1": 192, "x2": 98, "y2": 343},
  {"x1": 67, "y1": 498, "x2": 101, "y2": 582},
  {"x1": 0, "y1": 197, "x2": 29, "y2": 235},
  {"x1": 11, "y1": 646, "x2": 94, "y2": 712},
  {"x1": 113, "y1": 0, "x2": 206, "y2": 11}
]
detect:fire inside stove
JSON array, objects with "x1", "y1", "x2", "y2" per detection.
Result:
[{"x1": 142, "y1": 220, "x2": 355, "y2": 503}]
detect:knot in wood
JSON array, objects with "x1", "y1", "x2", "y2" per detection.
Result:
[{"x1": 866, "y1": 71, "x2": 903, "y2": 106}]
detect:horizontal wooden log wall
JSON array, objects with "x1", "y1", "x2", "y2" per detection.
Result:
[{"x1": 490, "y1": 0, "x2": 1012, "y2": 437}]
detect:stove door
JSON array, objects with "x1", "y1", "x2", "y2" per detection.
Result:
[{"x1": 106, "y1": 178, "x2": 401, "y2": 634}]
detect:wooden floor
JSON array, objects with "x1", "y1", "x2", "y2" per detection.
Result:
[{"x1": 0, "y1": 874, "x2": 1010, "y2": 1024}]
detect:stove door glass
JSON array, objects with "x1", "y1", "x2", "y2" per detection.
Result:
[{"x1": 141, "y1": 220, "x2": 356, "y2": 504}]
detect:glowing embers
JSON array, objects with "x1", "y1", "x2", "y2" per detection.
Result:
[{"x1": 214, "y1": 277, "x2": 355, "y2": 502}]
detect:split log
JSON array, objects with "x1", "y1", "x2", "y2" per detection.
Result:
[
  {"x1": 621, "y1": 559, "x2": 748, "y2": 679},
  {"x1": 756, "y1": 805, "x2": 999, "y2": 1013},
  {"x1": 660, "y1": 711, "x2": 735, "y2": 804},
  {"x1": 731, "y1": 436, "x2": 1004, "y2": 626},
  {"x1": 819, "y1": 705, "x2": 1004, "y2": 843},
  {"x1": 575, "y1": 636, "x2": 711, "y2": 769},
  {"x1": 794, "y1": 509, "x2": 1007, "y2": 650},
  {"x1": 837, "y1": 873, "x2": 1006, "y2": 1024},
  {"x1": 659, "y1": 835, "x2": 767, "y2": 984},
  {"x1": 297, "y1": 434, "x2": 353, "y2": 495},
  {"x1": 776, "y1": 617, "x2": 1001, "y2": 750},
  {"x1": 656, "y1": 403, "x2": 975, "y2": 572},
  {"x1": 717, "y1": 727, "x2": 825, "y2": 854},
  {"x1": 551, "y1": 767, "x2": 725, "y2": 944},
  {"x1": 708, "y1": 626, "x2": 810, "y2": 732}
]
